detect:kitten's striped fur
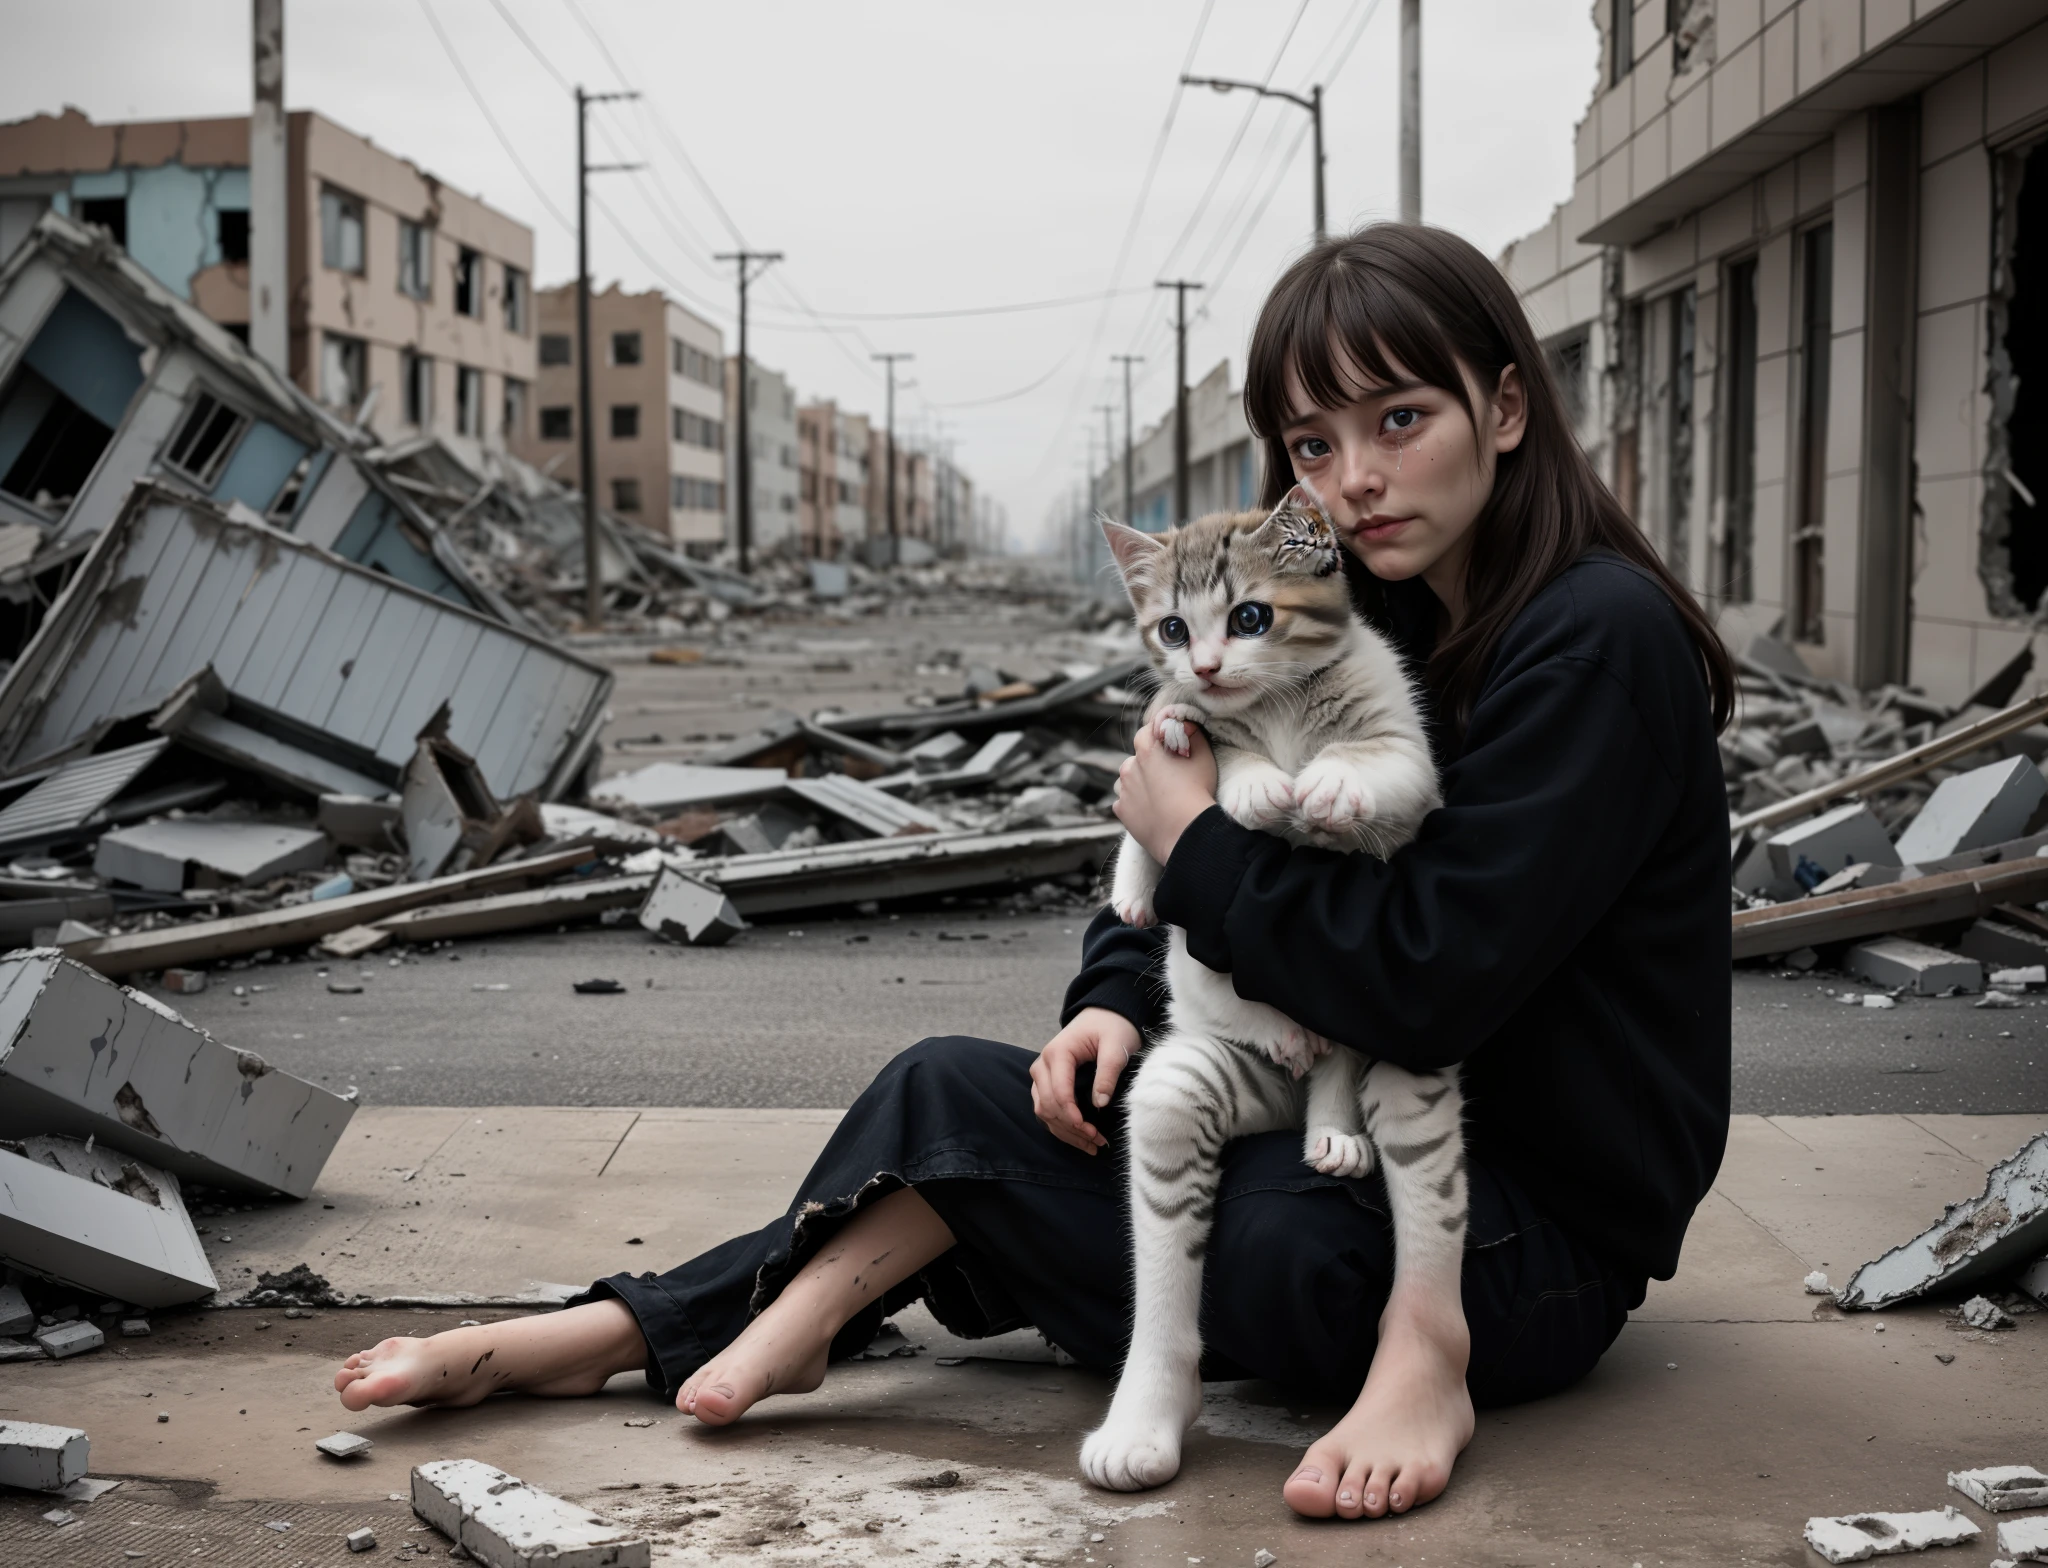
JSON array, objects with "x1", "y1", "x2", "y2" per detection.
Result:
[{"x1": 1083, "y1": 487, "x2": 1465, "y2": 1493}]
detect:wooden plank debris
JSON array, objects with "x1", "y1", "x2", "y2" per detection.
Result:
[{"x1": 1730, "y1": 854, "x2": 2048, "y2": 960}]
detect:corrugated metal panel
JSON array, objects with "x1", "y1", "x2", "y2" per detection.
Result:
[
  {"x1": 0, "y1": 487, "x2": 612, "y2": 801},
  {"x1": 0, "y1": 737, "x2": 167, "y2": 850}
]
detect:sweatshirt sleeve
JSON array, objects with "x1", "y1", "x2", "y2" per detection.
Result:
[
  {"x1": 1060, "y1": 905, "x2": 1170, "y2": 1035},
  {"x1": 1151, "y1": 577, "x2": 1687, "y2": 1072}
]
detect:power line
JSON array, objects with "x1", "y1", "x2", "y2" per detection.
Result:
[
  {"x1": 922, "y1": 342, "x2": 1085, "y2": 410},
  {"x1": 481, "y1": 0, "x2": 570, "y2": 91},
  {"x1": 414, "y1": 0, "x2": 573, "y2": 235},
  {"x1": 765, "y1": 286, "x2": 1156, "y2": 324}
]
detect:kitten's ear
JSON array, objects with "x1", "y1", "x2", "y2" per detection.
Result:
[
  {"x1": 1251, "y1": 483, "x2": 1341, "y2": 576},
  {"x1": 1100, "y1": 518, "x2": 1167, "y2": 602}
]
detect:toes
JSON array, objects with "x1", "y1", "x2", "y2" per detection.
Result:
[
  {"x1": 1281, "y1": 1461, "x2": 1338, "y2": 1519},
  {"x1": 1335, "y1": 1452, "x2": 1374, "y2": 1519},
  {"x1": 1361, "y1": 1461, "x2": 1397, "y2": 1518}
]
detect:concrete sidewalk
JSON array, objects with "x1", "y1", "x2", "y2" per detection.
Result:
[{"x1": 3, "y1": 1108, "x2": 2043, "y2": 1566}]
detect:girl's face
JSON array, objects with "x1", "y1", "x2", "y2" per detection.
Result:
[{"x1": 1279, "y1": 345, "x2": 1526, "y2": 605}]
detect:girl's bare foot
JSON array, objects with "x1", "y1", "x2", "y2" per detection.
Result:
[
  {"x1": 333, "y1": 1301, "x2": 644, "y2": 1411},
  {"x1": 1282, "y1": 1302, "x2": 1475, "y2": 1520},
  {"x1": 675, "y1": 1304, "x2": 832, "y2": 1425}
]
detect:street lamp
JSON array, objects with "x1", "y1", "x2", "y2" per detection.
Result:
[{"x1": 1181, "y1": 74, "x2": 1326, "y2": 243}]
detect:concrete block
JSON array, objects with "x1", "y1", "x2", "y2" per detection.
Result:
[
  {"x1": 411, "y1": 1459, "x2": 651, "y2": 1568},
  {"x1": 1767, "y1": 802, "x2": 1902, "y2": 885},
  {"x1": 1999, "y1": 1515, "x2": 2048, "y2": 1561},
  {"x1": 1804, "y1": 1508, "x2": 1980, "y2": 1562},
  {"x1": 1843, "y1": 937, "x2": 1983, "y2": 995},
  {"x1": 346, "y1": 1527, "x2": 378, "y2": 1553},
  {"x1": 316, "y1": 1431, "x2": 373, "y2": 1460},
  {"x1": 1, "y1": 1137, "x2": 215, "y2": 1308},
  {"x1": 94, "y1": 819, "x2": 330, "y2": 893},
  {"x1": 637, "y1": 866, "x2": 745, "y2": 948},
  {"x1": 0, "y1": 949, "x2": 355, "y2": 1198},
  {"x1": 1840, "y1": 1133, "x2": 2048, "y2": 1309},
  {"x1": 2020, "y1": 1253, "x2": 2048, "y2": 1306},
  {"x1": 1958, "y1": 919, "x2": 2048, "y2": 969},
  {"x1": 1949, "y1": 1465, "x2": 2048, "y2": 1512},
  {"x1": 0, "y1": 1339, "x2": 40, "y2": 1362},
  {"x1": 160, "y1": 968, "x2": 207, "y2": 994},
  {"x1": 0, "y1": 1282, "x2": 29, "y2": 1335},
  {"x1": 119, "y1": 1318, "x2": 148, "y2": 1336},
  {"x1": 0, "y1": 1421, "x2": 89, "y2": 1490},
  {"x1": 34, "y1": 1320, "x2": 106, "y2": 1358},
  {"x1": 1895, "y1": 756, "x2": 2048, "y2": 864}
]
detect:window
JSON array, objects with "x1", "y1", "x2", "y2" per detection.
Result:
[
  {"x1": 455, "y1": 365, "x2": 483, "y2": 438},
  {"x1": 1720, "y1": 256, "x2": 1760, "y2": 604},
  {"x1": 217, "y1": 209, "x2": 250, "y2": 264},
  {"x1": 671, "y1": 475, "x2": 687, "y2": 509},
  {"x1": 610, "y1": 404, "x2": 639, "y2": 439},
  {"x1": 1993, "y1": 134, "x2": 2048, "y2": 612},
  {"x1": 1666, "y1": 284, "x2": 1696, "y2": 574},
  {"x1": 403, "y1": 349, "x2": 434, "y2": 428},
  {"x1": 611, "y1": 331, "x2": 643, "y2": 367},
  {"x1": 502, "y1": 377, "x2": 527, "y2": 440},
  {"x1": 670, "y1": 408, "x2": 722, "y2": 449},
  {"x1": 503, "y1": 266, "x2": 527, "y2": 333},
  {"x1": 539, "y1": 332, "x2": 572, "y2": 366},
  {"x1": 78, "y1": 196, "x2": 127, "y2": 247},
  {"x1": 671, "y1": 341, "x2": 720, "y2": 386},
  {"x1": 671, "y1": 336, "x2": 685, "y2": 374},
  {"x1": 161, "y1": 389, "x2": 249, "y2": 486},
  {"x1": 454, "y1": 246, "x2": 482, "y2": 317},
  {"x1": 611, "y1": 477, "x2": 642, "y2": 513},
  {"x1": 1609, "y1": 0, "x2": 1633, "y2": 87},
  {"x1": 1791, "y1": 225, "x2": 1833, "y2": 644},
  {"x1": 319, "y1": 333, "x2": 366, "y2": 410},
  {"x1": 398, "y1": 220, "x2": 432, "y2": 300},
  {"x1": 1547, "y1": 329, "x2": 1590, "y2": 428},
  {"x1": 320, "y1": 187, "x2": 364, "y2": 273},
  {"x1": 540, "y1": 405, "x2": 573, "y2": 441}
]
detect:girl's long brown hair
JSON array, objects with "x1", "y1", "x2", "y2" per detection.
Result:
[{"x1": 1243, "y1": 224, "x2": 1735, "y2": 738}]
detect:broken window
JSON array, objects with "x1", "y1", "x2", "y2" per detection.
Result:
[
  {"x1": 0, "y1": 288, "x2": 145, "y2": 515},
  {"x1": 455, "y1": 365, "x2": 483, "y2": 439},
  {"x1": 539, "y1": 405, "x2": 572, "y2": 441},
  {"x1": 217, "y1": 209, "x2": 249, "y2": 265},
  {"x1": 612, "y1": 476, "x2": 642, "y2": 513},
  {"x1": 1608, "y1": 0, "x2": 1633, "y2": 86},
  {"x1": 0, "y1": 370, "x2": 113, "y2": 512},
  {"x1": 502, "y1": 377, "x2": 527, "y2": 440},
  {"x1": 539, "y1": 332, "x2": 572, "y2": 366},
  {"x1": 398, "y1": 220, "x2": 431, "y2": 300},
  {"x1": 1720, "y1": 255, "x2": 1760, "y2": 603},
  {"x1": 1547, "y1": 328, "x2": 1590, "y2": 429},
  {"x1": 610, "y1": 404, "x2": 640, "y2": 439},
  {"x1": 611, "y1": 331, "x2": 643, "y2": 367},
  {"x1": 503, "y1": 266, "x2": 527, "y2": 333},
  {"x1": 320, "y1": 186, "x2": 364, "y2": 274},
  {"x1": 1791, "y1": 224, "x2": 1833, "y2": 644},
  {"x1": 454, "y1": 247, "x2": 482, "y2": 318},
  {"x1": 1987, "y1": 133, "x2": 2048, "y2": 615},
  {"x1": 402, "y1": 349, "x2": 433, "y2": 428},
  {"x1": 319, "y1": 332, "x2": 366, "y2": 410},
  {"x1": 160, "y1": 390, "x2": 251, "y2": 488},
  {"x1": 1668, "y1": 283, "x2": 1696, "y2": 574},
  {"x1": 77, "y1": 196, "x2": 126, "y2": 247}
]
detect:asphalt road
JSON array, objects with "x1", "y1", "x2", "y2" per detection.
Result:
[{"x1": 161, "y1": 919, "x2": 2048, "y2": 1116}]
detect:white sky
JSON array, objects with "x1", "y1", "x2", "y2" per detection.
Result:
[{"x1": 0, "y1": 0, "x2": 1601, "y2": 550}]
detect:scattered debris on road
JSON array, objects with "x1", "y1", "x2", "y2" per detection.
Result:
[
  {"x1": 1948, "y1": 1465, "x2": 2048, "y2": 1512},
  {"x1": 1837, "y1": 1134, "x2": 2048, "y2": 1310},
  {"x1": 411, "y1": 1459, "x2": 651, "y2": 1568},
  {"x1": 316, "y1": 1431, "x2": 374, "y2": 1461},
  {"x1": 0, "y1": 1420, "x2": 88, "y2": 1491},
  {"x1": 1803, "y1": 1506, "x2": 1979, "y2": 1562}
]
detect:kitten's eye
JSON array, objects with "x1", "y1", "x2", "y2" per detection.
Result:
[
  {"x1": 1228, "y1": 602, "x2": 1273, "y2": 638},
  {"x1": 1381, "y1": 407, "x2": 1421, "y2": 434},
  {"x1": 1292, "y1": 435, "x2": 1332, "y2": 461},
  {"x1": 1157, "y1": 615, "x2": 1190, "y2": 647}
]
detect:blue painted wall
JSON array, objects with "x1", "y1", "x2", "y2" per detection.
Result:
[
  {"x1": 54, "y1": 165, "x2": 249, "y2": 302},
  {"x1": 331, "y1": 490, "x2": 469, "y2": 605},
  {"x1": 22, "y1": 289, "x2": 145, "y2": 428},
  {"x1": 210, "y1": 418, "x2": 309, "y2": 514}
]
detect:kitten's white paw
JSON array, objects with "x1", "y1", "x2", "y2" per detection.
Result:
[
  {"x1": 1114, "y1": 895, "x2": 1155, "y2": 928},
  {"x1": 1265, "y1": 1024, "x2": 1333, "y2": 1079},
  {"x1": 1080, "y1": 1409, "x2": 1187, "y2": 1492},
  {"x1": 1151, "y1": 704, "x2": 1206, "y2": 758},
  {"x1": 1307, "y1": 1128, "x2": 1376, "y2": 1178},
  {"x1": 1295, "y1": 758, "x2": 1377, "y2": 834},
  {"x1": 1218, "y1": 765, "x2": 1295, "y2": 829}
]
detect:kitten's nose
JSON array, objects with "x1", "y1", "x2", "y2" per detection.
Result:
[{"x1": 1190, "y1": 643, "x2": 1223, "y2": 676}]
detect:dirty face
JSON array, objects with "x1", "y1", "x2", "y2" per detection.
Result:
[{"x1": 1100, "y1": 486, "x2": 1354, "y2": 712}]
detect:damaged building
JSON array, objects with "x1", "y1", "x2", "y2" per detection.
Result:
[{"x1": 1500, "y1": 0, "x2": 2048, "y2": 706}]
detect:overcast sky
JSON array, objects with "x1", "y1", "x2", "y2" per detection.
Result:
[{"x1": 0, "y1": 0, "x2": 1600, "y2": 550}]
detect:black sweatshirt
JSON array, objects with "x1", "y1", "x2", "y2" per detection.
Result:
[{"x1": 1061, "y1": 550, "x2": 1731, "y2": 1290}]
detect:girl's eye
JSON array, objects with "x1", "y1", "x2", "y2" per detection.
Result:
[
  {"x1": 1157, "y1": 615, "x2": 1190, "y2": 647},
  {"x1": 1228, "y1": 602, "x2": 1273, "y2": 638},
  {"x1": 1382, "y1": 407, "x2": 1421, "y2": 434},
  {"x1": 1292, "y1": 436, "x2": 1332, "y2": 461}
]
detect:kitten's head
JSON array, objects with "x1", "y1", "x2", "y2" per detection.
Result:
[{"x1": 1101, "y1": 484, "x2": 1354, "y2": 712}]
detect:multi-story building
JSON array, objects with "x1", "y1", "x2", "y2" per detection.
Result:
[
  {"x1": 796, "y1": 401, "x2": 870, "y2": 560},
  {"x1": 518, "y1": 283, "x2": 726, "y2": 552},
  {"x1": 724, "y1": 357, "x2": 799, "y2": 559},
  {"x1": 866, "y1": 433, "x2": 939, "y2": 555},
  {"x1": 0, "y1": 106, "x2": 535, "y2": 458},
  {"x1": 1500, "y1": 0, "x2": 2048, "y2": 703}
]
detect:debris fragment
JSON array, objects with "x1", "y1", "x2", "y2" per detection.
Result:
[
  {"x1": 1949, "y1": 1465, "x2": 2048, "y2": 1512},
  {"x1": 1959, "y1": 1294, "x2": 2017, "y2": 1331},
  {"x1": 346, "y1": 1526, "x2": 378, "y2": 1553},
  {"x1": 32, "y1": 1319, "x2": 106, "y2": 1359},
  {"x1": 1838, "y1": 1134, "x2": 2048, "y2": 1309},
  {"x1": 1976, "y1": 989, "x2": 2022, "y2": 1009},
  {"x1": 1804, "y1": 1270, "x2": 1832, "y2": 1295},
  {"x1": 1844, "y1": 938, "x2": 1982, "y2": 996},
  {"x1": 1803, "y1": 1507, "x2": 1980, "y2": 1562},
  {"x1": 160, "y1": 968, "x2": 207, "y2": 995},
  {"x1": 1997, "y1": 1515, "x2": 2048, "y2": 1560},
  {"x1": 317, "y1": 1432, "x2": 375, "y2": 1460},
  {"x1": 572, "y1": 978, "x2": 626, "y2": 995},
  {"x1": 0, "y1": 1420, "x2": 89, "y2": 1491},
  {"x1": 119, "y1": 1319, "x2": 149, "y2": 1337},
  {"x1": 94, "y1": 819, "x2": 330, "y2": 894},
  {"x1": 409, "y1": 1459, "x2": 650, "y2": 1568},
  {"x1": 41, "y1": 1509, "x2": 77, "y2": 1527},
  {"x1": 3, "y1": 1134, "x2": 213, "y2": 1307},
  {"x1": 1255, "y1": 1552, "x2": 1277, "y2": 1568},
  {"x1": 1894, "y1": 755, "x2": 2048, "y2": 863},
  {"x1": 637, "y1": 866, "x2": 746, "y2": 947},
  {"x1": 0, "y1": 1283, "x2": 30, "y2": 1336}
]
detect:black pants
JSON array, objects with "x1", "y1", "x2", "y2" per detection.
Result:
[{"x1": 573, "y1": 1036, "x2": 1637, "y2": 1409}]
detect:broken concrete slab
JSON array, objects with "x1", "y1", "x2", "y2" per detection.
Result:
[
  {"x1": 637, "y1": 866, "x2": 745, "y2": 947},
  {"x1": 1949, "y1": 1465, "x2": 2048, "y2": 1511},
  {"x1": 316, "y1": 794, "x2": 404, "y2": 853},
  {"x1": 1804, "y1": 1507, "x2": 1980, "y2": 1562},
  {"x1": 1958, "y1": 1293, "x2": 2015, "y2": 1329},
  {"x1": 1844, "y1": 938, "x2": 1983, "y2": 995},
  {"x1": 410, "y1": 1459, "x2": 651, "y2": 1568},
  {"x1": 0, "y1": 950, "x2": 354, "y2": 1198},
  {"x1": 0, "y1": 1282, "x2": 29, "y2": 1335},
  {"x1": 589, "y1": 762, "x2": 788, "y2": 814},
  {"x1": 315, "y1": 1432, "x2": 373, "y2": 1461},
  {"x1": 1765, "y1": 801, "x2": 1902, "y2": 887},
  {"x1": 0, "y1": 1136, "x2": 215, "y2": 1307},
  {"x1": 1838, "y1": 1133, "x2": 2048, "y2": 1310},
  {"x1": 0, "y1": 1420, "x2": 89, "y2": 1491},
  {"x1": 93, "y1": 818, "x2": 330, "y2": 892},
  {"x1": 2000, "y1": 1515, "x2": 2048, "y2": 1560},
  {"x1": 1895, "y1": 755, "x2": 2048, "y2": 864},
  {"x1": 1958, "y1": 918, "x2": 2048, "y2": 969}
]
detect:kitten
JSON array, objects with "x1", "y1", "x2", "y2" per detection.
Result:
[{"x1": 1081, "y1": 485, "x2": 1466, "y2": 1493}]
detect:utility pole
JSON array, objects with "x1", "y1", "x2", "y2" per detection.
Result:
[
  {"x1": 249, "y1": 0, "x2": 288, "y2": 374},
  {"x1": 872, "y1": 352, "x2": 913, "y2": 561},
  {"x1": 1093, "y1": 404, "x2": 1117, "y2": 520},
  {"x1": 713, "y1": 248, "x2": 783, "y2": 575},
  {"x1": 1182, "y1": 75, "x2": 1326, "y2": 243},
  {"x1": 1112, "y1": 354, "x2": 1142, "y2": 524},
  {"x1": 577, "y1": 85, "x2": 641, "y2": 628},
  {"x1": 1399, "y1": 0, "x2": 1421, "y2": 225},
  {"x1": 1155, "y1": 280, "x2": 1202, "y2": 527}
]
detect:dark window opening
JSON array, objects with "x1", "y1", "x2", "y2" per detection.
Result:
[
  {"x1": 1609, "y1": 0, "x2": 1633, "y2": 86},
  {"x1": 162, "y1": 390, "x2": 250, "y2": 486},
  {"x1": 1721, "y1": 256, "x2": 1760, "y2": 604},
  {"x1": 610, "y1": 404, "x2": 639, "y2": 439},
  {"x1": 398, "y1": 220, "x2": 432, "y2": 300},
  {"x1": 611, "y1": 331, "x2": 643, "y2": 366},
  {"x1": 454, "y1": 247, "x2": 482, "y2": 318},
  {"x1": 1547, "y1": 329, "x2": 1590, "y2": 428},
  {"x1": 1792, "y1": 225, "x2": 1833, "y2": 644},
  {"x1": 403, "y1": 351, "x2": 433, "y2": 429},
  {"x1": 320, "y1": 187, "x2": 365, "y2": 273},
  {"x1": 612, "y1": 476, "x2": 642, "y2": 513},
  {"x1": 218, "y1": 209, "x2": 250, "y2": 264},
  {"x1": 1667, "y1": 284, "x2": 1696, "y2": 575},
  {"x1": 0, "y1": 367, "x2": 113, "y2": 511},
  {"x1": 1993, "y1": 137, "x2": 2048, "y2": 613},
  {"x1": 540, "y1": 405, "x2": 572, "y2": 441},
  {"x1": 539, "y1": 333, "x2": 572, "y2": 366},
  {"x1": 77, "y1": 197, "x2": 126, "y2": 247}
]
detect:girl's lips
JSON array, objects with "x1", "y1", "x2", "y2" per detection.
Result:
[{"x1": 1356, "y1": 515, "x2": 1414, "y2": 540}]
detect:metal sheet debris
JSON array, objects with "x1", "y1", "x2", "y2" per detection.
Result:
[
  {"x1": 93, "y1": 819, "x2": 330, "y2": 892},
  {"x1": 637, "y1": 866, "x2": 746, "y2": 947},
  {"x1": 1838, "y1": 1133, "x2": 2048, "y2": 1309},
  {"x1": 0, "y1": 739, "x2": 172, "y2": 855},
  {"x1": 410, "y1": 1459, "x2": 651, "y2": 1568},
  {"x1": 590, "y1": 762, "x2": 790, "y2": 813},
  {"x1": 0, "y1": 1135, "x2": 215, "y2": 1307},
  {"x1": 1803, "y1": 1507, "x2": 1980, "y2": 1562}
]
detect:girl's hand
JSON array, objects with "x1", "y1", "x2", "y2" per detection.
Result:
[
  {"x1": 1030, "y1": 1007, "x2": 1142, "y2": 1154},
  {"x1": 1114, "y1": 720, "x2": 1219, "y2": 865}
]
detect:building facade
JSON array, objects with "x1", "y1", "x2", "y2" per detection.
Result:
[
  {"x1": 796, "y1": 400, "x2": 870, "y2": 560},
  {"x1": 0, "y1": 107, "x2": 535, "y2": 461},
  {"x1": 724, "y1": 357, "x2": 799, "y2": 558},
  {"x1": 517, "y1": 284, "x2": 726, "y2": 552},
  {"x1": 1501, "y1": 0, "x2": 2048, "y2": 704}
]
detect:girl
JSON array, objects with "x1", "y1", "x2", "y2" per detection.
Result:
[{"x1": 333, "y1": 224, "x2": 1733, "y2": 1524}]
